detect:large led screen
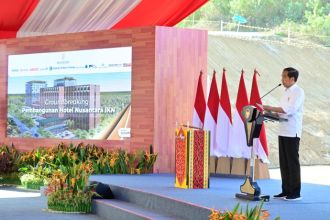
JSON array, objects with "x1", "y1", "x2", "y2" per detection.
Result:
[{"x1": 7, "y1": 47, "x2": 132, "y2": 140}]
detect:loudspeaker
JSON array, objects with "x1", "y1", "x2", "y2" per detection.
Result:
[{"x1": 88, "y1": 181, "x2": 114, "y2": 199}]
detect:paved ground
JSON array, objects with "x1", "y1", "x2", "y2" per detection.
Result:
[
  {"x1": 0, "y1": 187, "x2": 103, "y2": 220},
  {"x1": 269, "y1": 165, "x2": 330, "y2": 186}
]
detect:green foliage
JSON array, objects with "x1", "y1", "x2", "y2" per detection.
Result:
[
  {"x1": 45, "y1": 159, "x2": 95, "y2": 212},
  {"x1": 47, "y1": 189, "x2": 93, "y2": 213},
  {"x1": 285, "y1": 1, "x2": 307, "y2": 23},
  {"x1": 18, "y1": 143, "x2": 158, "y2": 178},
  {"x1": 7, "y1": 92, "x2": 131, "y2": 139},
  {"x1": 0, "y1": 172, "x2": 21, "y2": 185},
  {"x1": 0, "y1": 143, "x2": 158, "y2": 213},
  {"x1": 0, "y1": 144, "x2": 20, "y2": 174},
  {"x1": 209, "y1": 202, "x2": 277, "y2": 220},
  {"x1": 18, "y1": 116, "x2": 35, "y2": 128},
  {"x1": 20, "y1": 173, "x2": 45, "y2": 189},
  {"x1": 7, "y1": 118, "x2": 20, "y2": 136},
  {"x1": 37, "y1": 128, "x2": 54, "y2": 138},
  {"x1": 65, "y1": 119, "x2": 75, "y2": 130},
  {"x1": 182, "y1": 0, "x2": 330, "y2": 45},
  {"x1": 306, "y1": 11, "x2": 330, "y2": 35},
  {"x1": 3, "y1": 143, "x2": 157, "y2": 191},
  {"x1": 0, "y1": 145, "x2": 21, "y2": 185}
]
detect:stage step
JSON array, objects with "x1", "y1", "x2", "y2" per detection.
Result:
[
  {"x1": 93, "y1": 199, "x2": 178, "y2": 220},
  {"x1": 92, "y1": 184, "x2": 211, "y2": 220}
]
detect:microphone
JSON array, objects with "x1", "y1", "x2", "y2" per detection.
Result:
[{"x1": 255, "y1": 83, "x2": 281, "y2": 104}]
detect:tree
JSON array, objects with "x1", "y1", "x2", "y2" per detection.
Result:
[
  {"x1": 229, "y1": 0, "x2": 287, "y2": 27},
  {"x1": 65, "y1": 119, "x2": 75, "y2": 130},
  {"x1": 285, "y1": 1, "x2": 307, "y2": 23},
  {"x1": 178, "y1": 0, "x2": 330, "y2": 44}
]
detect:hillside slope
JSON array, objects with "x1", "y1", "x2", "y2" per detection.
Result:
[{"x1": 208, "y1": 33, "x2": 330, "y2": 168}]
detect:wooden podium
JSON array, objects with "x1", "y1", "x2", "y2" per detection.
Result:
[{"x1": 174, "y1": 126, "x2": 210, "y2": 189}]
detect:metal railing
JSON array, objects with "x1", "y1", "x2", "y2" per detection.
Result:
[{"x1": 177, "y1": 20, "x2": 330, "y2": 49}]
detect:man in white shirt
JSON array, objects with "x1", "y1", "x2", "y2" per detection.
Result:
[{"x1": 263, "y1": 67, "x2": 304, "y2": 201}]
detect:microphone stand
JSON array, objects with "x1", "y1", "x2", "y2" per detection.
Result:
[{"x1": 255, "y1": 83, "x2": 281, "y2": 104}]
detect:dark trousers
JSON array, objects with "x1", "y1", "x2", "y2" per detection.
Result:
[{"x1": 278, "y1": 136, "x2": 301, "y2": 197}]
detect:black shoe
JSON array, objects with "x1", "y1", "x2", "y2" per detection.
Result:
[
  {"x1": 284, "y1": 195, "x2": 302, "y2": 201},
  {"x1": 273, "y1": 192, "x2": 287, "y2": 199}
]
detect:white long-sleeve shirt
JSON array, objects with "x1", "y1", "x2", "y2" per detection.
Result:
[{"x1": 279, "y1": 83, "x2": 304, "y2": 138}]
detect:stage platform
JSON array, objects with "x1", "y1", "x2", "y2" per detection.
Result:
[{"x1": 90, "y1": 173, "x2": 330, "y2": 220}]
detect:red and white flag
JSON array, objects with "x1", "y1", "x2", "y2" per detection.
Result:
[
  {"x1": 204, "y1": 70, "x2": 220, "y2": 156},
  {"x1": 250, "y1": 69, "x2": 269, "y2": 163},
  {"x1": 228, "y1": 70, "x2": 250, "y2": 158},
  {"x1": 215, "y1": 68, "x2": 232, "y2": 156},
  {"x1": 192, "y1": 71, "x2": 206, "y2": 129}
]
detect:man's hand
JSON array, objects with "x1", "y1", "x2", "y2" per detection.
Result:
[
  {"x1": 263, "y1": 105, "x2": 272, "y2": 111},
  {"x1": 263, "y1": 105, "x2": 286, "y2": 114}
]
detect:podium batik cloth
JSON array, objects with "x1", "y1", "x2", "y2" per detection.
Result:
[{"x1": 175, "y1": 126, "x2": 210, "y2": 189}]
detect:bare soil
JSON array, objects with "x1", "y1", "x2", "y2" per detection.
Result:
[{"x1": 208, "y1": 34, "x2": 330, "y2": 168}]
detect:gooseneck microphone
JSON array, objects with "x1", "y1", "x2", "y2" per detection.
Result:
[{"x1": 256, "y1": 83, "x2": 281, "y2": 104}]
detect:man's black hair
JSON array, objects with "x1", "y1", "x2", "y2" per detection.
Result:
[{"x1": 284, "y1": 67, "x2": 299, "y2": 82}]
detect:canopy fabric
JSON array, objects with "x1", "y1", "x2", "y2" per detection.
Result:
[
  {"x1": 113, "y1": 0, "x2": 208, "y2": 28},
  {"x1": 0, "y1": 0, "x2": 39, "y2": 39},
  {"x1": 17, "y1": 0, "x2": 141, "y2": 37},
  {"x1": 0, "y1": 0, "x2": 208, "y2": 40}
]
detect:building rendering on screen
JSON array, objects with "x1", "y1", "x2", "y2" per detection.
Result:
[
  {"x1": 25, "y1": 77, "x2": 100, "y2": 131},
  {"x1": 25, "y1": 80, "x2": 47, "y2": 107}
]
